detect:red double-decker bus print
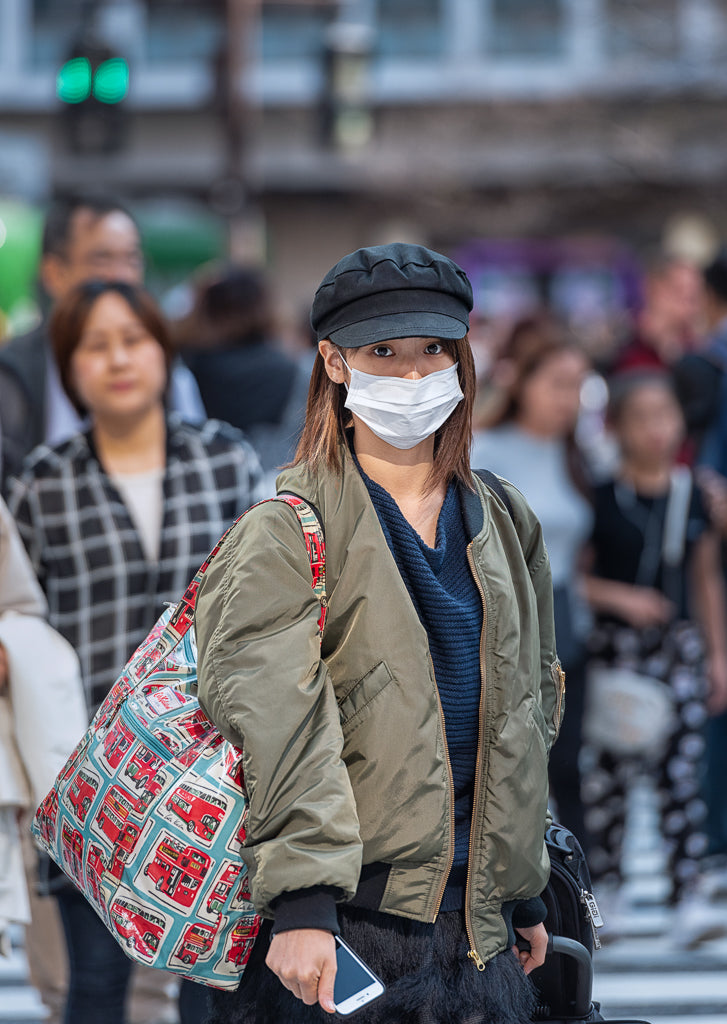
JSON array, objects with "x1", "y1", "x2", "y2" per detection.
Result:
[
  {"x1": 143, "y1": 836, "x2": 210, "y2": 908},
  {"x1": 174, "y1": 731, "x2": 224, "y2": 769},
  {"x1": 176, "y1": 708, "x2": 213, "y2": 743},
  {"x1": 61, "y1": 821, "x2": 84, "y2": 886},
  {"x1": 94, "y1": 786, "x2": 142, "y2": 873},
  {"x1": 234, "y1": 871, "x2": 252, "y2": 906},
  {"x1": 103, "y1": 719, "x2": 135, "y2": 770},
  {"x1": 221, "y1": 745, "x2": 245, "y2": 791},
  {"x1": 205, "y1": 863, "x2": 241, "y2": 915},
  {"x1": 225, "y1": 919, "x2": 258, "y2": 967},
  {"x1": 174, "y1": 921, "x2": 217, "y2": 966},
  {"x1": 124, "y1": 744, "x2": 163, "y2": 791},
  {"x1": 110, "y1": 897, "x2": 165, "y2": 963},
  {"x1": 166, "y1": 783, "x2": 226, "y2": 841},
  {"x1": 108, "y1": 823, "x2": 141, "y2": 879},
  {"x1": 68, "y1": 768, "x2": 99, "y2": 823},
  {"x1": 85, "y1": 844, "x2": 108, "y2": 909},
  {"x1": 36, "y1": 789, "x2": 59, "y2": 845}
]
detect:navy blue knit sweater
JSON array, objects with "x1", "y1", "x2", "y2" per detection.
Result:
[{"x1": 358, "y1": 467, "x2": 482, "y2": 910}]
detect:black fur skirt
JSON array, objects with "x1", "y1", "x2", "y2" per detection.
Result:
[{"x1": 205, "y1": 906, "x2": 535, "y2": 1024}]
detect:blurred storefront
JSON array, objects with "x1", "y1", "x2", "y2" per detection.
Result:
[{"x1": 1, "y1": 1, "x2": 727, "y2": 324}]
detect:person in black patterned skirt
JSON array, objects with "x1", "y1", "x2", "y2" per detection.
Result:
[{"x1": 582, "y1": 371, "x2": 727, "y2": 926}]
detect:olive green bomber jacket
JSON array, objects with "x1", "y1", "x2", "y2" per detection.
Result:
[{"x1": 195, "y1": 445, "x2": 563, "y2": 966}]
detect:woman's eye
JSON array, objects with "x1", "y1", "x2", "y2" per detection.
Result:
[
  {"x1": 425, "y1": 343, "x2": 444, "y2": 355},
  {"x1": 79, "y1": 338, "x2": 106, "y2": 354},
  {"x1": 372, "y1": 346, "x2": 393, "y2": 357}
]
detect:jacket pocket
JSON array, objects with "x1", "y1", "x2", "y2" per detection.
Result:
[{"x1": 338, "y1": 661, "x2": 393, "y2": 734}]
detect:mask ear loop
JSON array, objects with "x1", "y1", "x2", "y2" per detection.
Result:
[{"x1": 336, "y1": 348, "x2": 352, "y2": 391}]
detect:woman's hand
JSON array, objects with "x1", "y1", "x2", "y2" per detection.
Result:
[
  {"x1": 696, "y1": 467, "x2": 727, "y2": 535},
  {"x1": 614, "y1": 585, "x2": 675, "y2": 630},
  {"x1": 266, "y1": 928, "x2": 337, "y2": 1013},
  {"x1": 583, "y1": 576, "x2": 675, "y2": 629},
  {"x1": 707, "y1": 652, "x2": 727, "y2": 716},
  {"x1": 513, "y1": 922, "x2": 548, "y2": 975}
]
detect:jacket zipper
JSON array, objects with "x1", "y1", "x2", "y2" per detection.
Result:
[
  {"x1": 430, "y1": 653, "x2": 457, "y2": 922},
  {"x1": 465, "y1": 543, "x2": 488, "y2": 971}
]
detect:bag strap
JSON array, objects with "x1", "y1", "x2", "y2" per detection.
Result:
[
  {"x1": 662, "y1": 465, "x2": 693, "y2": 568},
  {"x1": 133, "y1": 494, "x2": 327, "y2": 681},
  {"x1": 474, "y1": 469, "x2": 515, "y2": 523}
]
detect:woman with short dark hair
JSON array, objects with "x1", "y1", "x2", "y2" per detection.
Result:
[
  {"x1": 10, "y1": 279, "x2": 265, "y2": 1024},
  {"x1": 195, "y1": 244, "x2": 562, "y2": 1024}
]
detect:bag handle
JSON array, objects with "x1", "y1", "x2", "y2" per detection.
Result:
[
  {"x1": 662, "y1": 466, "x2": 692, "y2": 567},
  {"x1": 131, "y1": 494, "x2": 326, "y2": 682}
]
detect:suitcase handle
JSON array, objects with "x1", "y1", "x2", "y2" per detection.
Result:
[
  {"x1": 547, "y1": 935, "x2": 593, "y2": 1019},
  {"x1": 546, "y1": 937, "x2": 653, "y2": 1024}
]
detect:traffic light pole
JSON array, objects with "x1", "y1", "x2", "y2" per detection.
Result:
[{"x1": 221, "y1": 0, "x2": 262, "y2": 262}]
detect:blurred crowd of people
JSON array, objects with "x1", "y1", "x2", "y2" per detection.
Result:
[
  {"x1": 471, "y1": 249, "x2": 727, "y2": 949},
  {"x1": 1, "y1": 192, "x2": 727, "y2": 1024}
]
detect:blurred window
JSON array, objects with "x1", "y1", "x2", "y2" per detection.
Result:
[
  {"x1": 376, "y1": 0, "x2": 443, "y2": 59},
  {"x1": 604, "y1": 0, "x2": 679, "y2": 61},
  {"x1": 261, "y1": 5, "x2": 331, "y2": 60},
  {"x1": 488, "y1": 0, "x2": 567, "y2": 59},
  {"x1": 145, "y1": 1, "x2": 224, "y2": 63}
]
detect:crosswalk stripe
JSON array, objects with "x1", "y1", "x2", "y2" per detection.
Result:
[{"x1": 0, "y1": 987, "x2": 47, "y2": 1022}]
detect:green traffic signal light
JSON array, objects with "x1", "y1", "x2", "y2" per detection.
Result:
[
  {"x1": 93, "y1": 58, "x2": 129, "y2": 104},
  {"x1": 57, "y1": 57, "x2": 92, "y2": 104},
  {"x1": 57, "y1": 56, "x2": 129, "y2": 105}
]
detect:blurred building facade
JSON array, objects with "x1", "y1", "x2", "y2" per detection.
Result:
[{"x1": 1, "y1": 1, "x2": 727, "y2": 319}]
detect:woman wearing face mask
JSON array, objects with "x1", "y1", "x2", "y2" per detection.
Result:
[{"x1": 195, "y1": 244, "x2": 563, "y2": 1024}]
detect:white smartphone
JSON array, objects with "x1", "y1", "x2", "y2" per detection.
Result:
[{"x1": 333, "y1": 935, "x2": 386, "y2": 1017}]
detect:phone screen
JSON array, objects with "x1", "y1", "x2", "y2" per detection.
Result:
[
  {"x1": 333, "y1": 943, "x2": 375, "y2": 1002},
  {"x1": 333, "y1": 937, "x2": 385, "y2": 1015}
]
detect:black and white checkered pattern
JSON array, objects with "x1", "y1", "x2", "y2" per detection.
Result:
[{"x1": 9, "y1": 416, "x2": 266, "y2": 715}]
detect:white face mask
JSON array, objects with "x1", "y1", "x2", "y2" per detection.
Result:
[{"x1": 341, "y1": 358, "x2": 464, "y2": 450}]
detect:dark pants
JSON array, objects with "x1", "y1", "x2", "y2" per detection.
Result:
[
  {"x1": 55, "y1": 885, "x2": 210, "y2": 1024},
  {"x1": 705, "y1": 710, "x2": 727, "y2": 859},
  {"x1": 549, "y1": 586, "x2": 588, "y2": 853},
  {"x1": 548, "y1": 656, "x2": 587, "y2": 853},
  {"x1": 56, "y1": 885, "x2": 132, "y2": 1024}
]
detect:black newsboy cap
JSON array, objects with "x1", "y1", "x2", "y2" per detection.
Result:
[{"x1": 310, "y1": 242, "x2": 473, "y2": 348}]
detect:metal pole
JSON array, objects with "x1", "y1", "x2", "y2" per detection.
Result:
[{"x1": 223, "y1": 0, "x2": 262, "y2": 261}]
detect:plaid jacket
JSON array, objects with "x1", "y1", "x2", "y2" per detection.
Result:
[{"x1": 9, "y1": 417, "x2": 266, "y2": 714}]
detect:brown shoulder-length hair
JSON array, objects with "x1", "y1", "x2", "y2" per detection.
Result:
[
  {"x1": 293, "y1": 337, "x2": 477, "y2": 493},
  {"x1": 50, "y1": 279, "x2": 174, "y2": 415},
  {"x1": 484, "y1": 315, "x2": 591, "y2": 499}
]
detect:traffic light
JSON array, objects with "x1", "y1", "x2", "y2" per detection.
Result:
[{"x1": 57, "y1": 39, "x2": 130, "y2": 154}]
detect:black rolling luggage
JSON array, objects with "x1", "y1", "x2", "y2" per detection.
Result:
[{"x1": 528, "y1": 823, "x2": 652, "y2": 1024}]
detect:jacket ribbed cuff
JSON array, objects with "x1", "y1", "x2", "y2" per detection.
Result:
[
  {"x1": 270, "y1": 886, "x2": 341, "y2": 936},
  {"x1": 511, "y1": 895, "x2": 547, "y2": 929}
]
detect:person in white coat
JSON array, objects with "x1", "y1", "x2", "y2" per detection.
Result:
[{"x1": 0, "y1": 494, "x2": 85, "y2": 1018}]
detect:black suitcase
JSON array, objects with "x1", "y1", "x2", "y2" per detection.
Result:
[{"x1": 528, "y1": 824, "x2": 652, "y2": 1024}]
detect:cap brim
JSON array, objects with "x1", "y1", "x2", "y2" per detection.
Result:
[{"x1": 328, "y1": 311, "x2": 468, "y2": 348}]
